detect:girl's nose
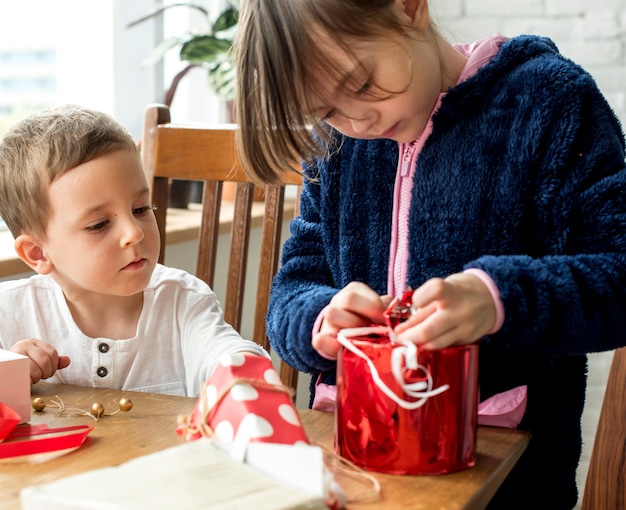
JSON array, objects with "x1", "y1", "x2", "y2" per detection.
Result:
[
  {"x1": 346, "y1": 107, "x2": 377, "y2": 135},
  {"x1": 349, "y1": 116, "x2": 375, "y2": 135}
]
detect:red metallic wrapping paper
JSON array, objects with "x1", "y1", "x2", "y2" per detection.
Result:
[
  {"x1": 0, "y1": 402, "x2": 93, "y2": 461},
  {"x1": 335, "y1": 327, "x2": 479, "y2": 475},
  {"x1": 177, "y1": 353, "x2": 309, "y2": 446}
]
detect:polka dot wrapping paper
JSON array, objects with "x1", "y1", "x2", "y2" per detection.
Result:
[{"x1": 177, "y1": 352, "x2": 309, "y2": 447}]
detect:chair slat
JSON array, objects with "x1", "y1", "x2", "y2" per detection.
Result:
[
  {"x1": 224, "y1": 183, "x2": 254, "y2": 332},
  {"x1": 581, "y1": 346, "x2": 626, "y2": 509},
  {"x1": 253, "y1": 185, "x2": 285, "y2": 351},
  {"x1": 153, "y1": 177, "x2": 169, "y2": 265},
  {"x1": 196, "y1": 180, "x2": 222, "y2": 287}
]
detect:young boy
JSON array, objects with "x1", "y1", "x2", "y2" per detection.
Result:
[{"x1": 0, "y1": 104, "x2": 268, "y2": 397}]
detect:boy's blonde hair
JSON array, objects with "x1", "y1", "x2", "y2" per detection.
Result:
[{"x1": 0, "y1": 104, "x2": 138, "y2": 240}]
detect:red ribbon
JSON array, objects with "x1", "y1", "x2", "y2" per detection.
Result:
[{"x1": 0, "y1": 402, "x2": 92, "y2": 460}]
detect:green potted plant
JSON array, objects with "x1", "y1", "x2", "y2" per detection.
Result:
[{"x1": 128, "y1": 1, "x2": 239, "y2": 106}]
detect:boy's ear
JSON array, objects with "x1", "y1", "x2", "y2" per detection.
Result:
[
  {"x1": 14, "y1": 234, "x2": 54, "y2": 275},
  {"x1": 397, "y1": 0, "x2": 429, "y2": 30}
]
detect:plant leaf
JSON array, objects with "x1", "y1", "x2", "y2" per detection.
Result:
[
  {"x1": 180, "y1": 35, "x2": 232, "y2": 63},
  {"x1": 207, "y1": 56, "x2": 236, "y2": 101},
  {"x1": 212, "y1": 7, "x2": 238, "y2": 34}
]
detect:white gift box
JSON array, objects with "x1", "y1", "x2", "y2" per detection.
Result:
[{"x1": 0, "y1": 349, "x2": 30, "y2": 423}]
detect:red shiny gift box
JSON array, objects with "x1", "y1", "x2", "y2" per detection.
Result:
[
  {"x1": 177, "y1": 353, "x2": 309, "y2": 447},
  {"x1": 335, "y1": 326, "x2": 479, "y2": 475}
]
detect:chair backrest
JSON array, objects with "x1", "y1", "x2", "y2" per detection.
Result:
[
  {"x1": 581, "y1": 346, "x2": 626, "y2": 509},
  {"x1": 140, "y1": 103, "x2": 303, "y2": 394}
]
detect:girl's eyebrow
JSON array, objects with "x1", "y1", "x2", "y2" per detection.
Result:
[
  {"x1": 335, "y1": 65, "x2": 361, "y2": 94},
  {"x1": 311, "y1": 65, "x2": 360, "y2": 113}
]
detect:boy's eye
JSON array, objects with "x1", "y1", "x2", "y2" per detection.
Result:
[
  {"x1": 133, "y1": 205, "x2": 154, "y2": 216},
  {"x1": 86, "y1": 220, "x2": 109, "y2": 233}
]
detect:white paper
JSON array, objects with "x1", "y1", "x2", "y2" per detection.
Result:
[
  {"x1": 245, "y1": 442, "x2": 327, "y2": 498},
  {"x1": 20, "y1": 439, "x2": 327, "y2": 510}
]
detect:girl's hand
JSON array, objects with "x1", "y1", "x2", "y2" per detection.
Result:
[
  {"x1": 395, "y1": 273, "x2": 496, "y2": 349},
  {"x1": 313, "y1": 281, "x2": 391, "y2": 359},
  {"x1": 10, "y1": 339, "x2": 71, "y2": 384}
]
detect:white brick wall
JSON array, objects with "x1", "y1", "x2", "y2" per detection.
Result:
[{"x1": 433, "y1": 0, "x2": 626, "y2": 126}]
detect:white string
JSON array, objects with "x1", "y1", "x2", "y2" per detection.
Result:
[{"x1": 337, "y1": 326, "x2": 449, "y2": 410}]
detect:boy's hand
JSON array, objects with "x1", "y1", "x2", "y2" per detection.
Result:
[
  {"x1": 395, "y1": 273, "x2": 496, "y2": 349},
  {"x1": 312, "y1": 282, "x2": 391, "y2": 359},
  {"x1": 10, "y1": 339, "x2": 71, "y2": 384}
]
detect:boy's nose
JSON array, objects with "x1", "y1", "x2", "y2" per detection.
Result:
[{"x1": 120, "y1": 218, "x2": 144, "y2": 246}]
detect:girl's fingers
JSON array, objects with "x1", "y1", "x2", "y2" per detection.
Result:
[
  {"x1": 396, "y1": 304, "x2": 480, "y2": 348},
  {"x1": 312, "y1": 332, "x2": 340, "y2": 360},
  {"x1": 395, "y1": 301, "x2": 437, "y2": 333}
]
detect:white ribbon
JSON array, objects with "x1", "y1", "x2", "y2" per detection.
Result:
[{"x1": 337, "y1": 326, "x2": 449, "y2": 410}]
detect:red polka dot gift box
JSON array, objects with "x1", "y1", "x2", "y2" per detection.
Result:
[
  {"x1": 177, "y1": 352, "x2": 309, "y2": 447},
  {"x1": 176, "y1": 352, "x2": 382, "y2": 508}
]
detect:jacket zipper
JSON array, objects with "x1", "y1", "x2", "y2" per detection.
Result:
[{"x1": 390, "y1": 141, "x2": 417, "y2": 297}]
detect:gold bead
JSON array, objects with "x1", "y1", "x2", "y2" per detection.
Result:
[
  {"x1": 91, "y1": 402, "x2": 105, "y2": 418},
  {"x1": 118, "y1": 398, "x2": 133, "y2": 412},
  {"x1": 32, "y1": 397, "x2": 46, "y2": 412}
]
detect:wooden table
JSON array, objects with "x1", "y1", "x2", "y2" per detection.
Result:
[
  {"x1": 304, "y1": 411, "x2": 529, "y2": 509},
  {"x1": 0, "y1": 383, "x2": 529, "y2": 510}
]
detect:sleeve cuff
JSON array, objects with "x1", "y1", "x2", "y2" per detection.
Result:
[
  {"x1": 463, "y1": 268, "x2": 504, "y2": 335},
  {"x1": 312, "y1": 305, "x2": 337, "y2": 360}
]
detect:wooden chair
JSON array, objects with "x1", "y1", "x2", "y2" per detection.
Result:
[
  {"x1": 140, "y1": 103, "x2": 303, "y2": 395},
  {"x1": 581, "y1": 346, "x2": 626, "y2": 509}
]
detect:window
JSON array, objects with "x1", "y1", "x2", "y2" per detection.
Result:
[
  {"x1": 0, "y1": 0, "x2": 165, "y2": 139},
  {"x1": 0, "y1": 0, "x2": 226, "y2": 233},
  {"x1": 0, "y1": 0, "x2": 226, "y2": 138}
]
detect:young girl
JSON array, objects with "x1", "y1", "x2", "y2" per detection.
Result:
[{"x1": 234, "y1": 0, "x2": 626, "y2": 508}]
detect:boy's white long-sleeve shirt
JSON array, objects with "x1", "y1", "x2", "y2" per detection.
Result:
[{"x1": 0, "y1": 264, "x2": 268, "y2": 397}]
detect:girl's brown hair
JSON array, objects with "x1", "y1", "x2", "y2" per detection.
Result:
[
  {"x1": 235, "y1": 0, "x2": 416, "y2": 184},
  {"x1": 0, "y1": 104, "x2": 138, "y2": 240}
]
